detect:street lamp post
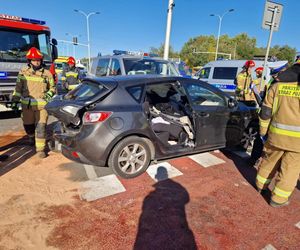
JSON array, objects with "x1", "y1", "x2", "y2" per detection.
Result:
[
  {"x1": 210, "y1": 9, "x2": 234, "y2": 61},
  {"x1": 163, "y1": 0, "x2": 175, "y2": 60},
  {"x1": 74, "y1": 9, "x2": 100, "y2": 71}
]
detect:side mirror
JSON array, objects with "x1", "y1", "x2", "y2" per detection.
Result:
[
  {"x1": 51, "y1": 38, "x2": 58, "y2": 46},
  {"x1": 228, "y1": 98, "x2": 237, "y2": 108}
]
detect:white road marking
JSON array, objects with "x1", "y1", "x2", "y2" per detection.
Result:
[
  {"x1": 295, "y1": 221, "x2": 300, "y2": 229},
  {"x1": 262, "y1": 244, "x2": 277, "y2": 250},
  {"x1": 79, "y1": 174, "x2": 126, "y2": 202},
  {"x1": 83, "y1": 164, "x2": 98, "y2": 180},
  {"x1": 189, "y1": 152, "x2": 225, "y2": 168},
  {"x1": 147, "y1": 162, "x2": 183, "y2": 182}
]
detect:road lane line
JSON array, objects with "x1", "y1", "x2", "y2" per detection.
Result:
[
  {"x1": 146, "y1": 162, "x2": 183, "y2": 182},
  {"x1": 189, "y1": 152, "x2": 225, "y2": 168},
  {"x1": 80, "y1": 174, "x2": 126, "y2": 202},
  {"x1": 83, "y1": 164, "x2": 98, "y2": 180}
]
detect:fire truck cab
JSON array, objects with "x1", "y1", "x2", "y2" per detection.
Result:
[{"x1": 0, "y1": 13, "x2": 58, "y2": 105}]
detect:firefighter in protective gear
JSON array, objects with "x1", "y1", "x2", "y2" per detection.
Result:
[
  {"x1": 235, "y1": 60, "x2": 255, "y2": 101},
  {"x1": 12, "y1": 47, "x2": 55, "y2": 158},
  {"x1": 249, "y1": 67, "x2": 264, "y2": 104},
  {"x1": 256, "y1": 73, "x2": 300, "y2": 207},
  {"x1": 61, "y1": 56, "x2": 81, "y2": 91}
]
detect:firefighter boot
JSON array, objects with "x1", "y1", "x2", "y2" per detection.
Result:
[
  {"x1": 36, "y1": 151, "x2": 47, "y2": 159},
  {"x1": 270, "y1": 199, "x2": 290, "y2": 208},
  {"x1": 28, "y1": 136, "x2": 35, "y2": 146}
]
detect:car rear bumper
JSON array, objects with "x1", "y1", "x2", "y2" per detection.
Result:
[{"x1": 53, "y1": 122, "x2": 110, "y2": 167}]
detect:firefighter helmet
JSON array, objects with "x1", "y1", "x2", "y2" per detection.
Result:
[
  {"x1": 244, "y1": 60, "x2": 255, "y2": 68},
  {"x1": 255, "y1": 67, "x2": 264, "y2": 73},
  {"x1": 26, "y1": 47, "x2": 43, "y2": 60},
  {"x1": 67, "y1": 56, "x2": 76, "y2": 65}
]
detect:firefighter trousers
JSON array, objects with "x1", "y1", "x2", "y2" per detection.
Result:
[
  {"x1": 22, "y1": 105, "x2": 48, "y2": 152},
  {"x1": 256, "y1": 142, "x2": 300, "y2": 204}
]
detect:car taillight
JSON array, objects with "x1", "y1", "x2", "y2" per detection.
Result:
[{"x1": 83, "y1": 111, "x2": 112, "y2": 123}]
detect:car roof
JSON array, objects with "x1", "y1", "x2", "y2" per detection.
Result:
[
  {"x1": 85, "y1": 75, "x2": 181, "y2": 86},
  {"x1": 93, "y1": 54, "x2": 170, "y2": 63},
  {"x1": 203, "y1": 59, "x2": 288, "y2": 68}
]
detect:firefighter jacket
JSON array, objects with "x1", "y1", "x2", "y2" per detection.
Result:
[
  {"x1": 61, "y1": 66, "x2": 81, "y2": 90},
  {"x1": 235, "y1": 71, "x2": 253, "y2": 100},
  {"x1": 12, "y1": 65, "x2": 55, "y2": 109},
  {"x1": 250, "y1": 77, "x2": 264, "y2": 102},
  {"x1": 259, "y1": 81, "x2": 300, "y2": 152}
]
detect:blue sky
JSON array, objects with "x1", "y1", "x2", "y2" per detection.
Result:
[{"x1": 1, "y1": 0, "x2": 299, "y2": 59}]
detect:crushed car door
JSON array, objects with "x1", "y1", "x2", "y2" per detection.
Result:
[{"x1": 183, "y1": 81, "x2": 230, "y2": 148}]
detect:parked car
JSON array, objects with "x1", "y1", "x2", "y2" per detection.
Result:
[
  {"x1": 89, "y1": 50, "x2": 180, "y2": 77},
  {"x1": 46, "y1": 75, "x2": 258, "y2": 179},
  {"x1": 198, "y1": 60, "x2": 288, "y2": 95}
]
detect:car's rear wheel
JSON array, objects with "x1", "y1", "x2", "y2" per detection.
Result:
[{"x1": 108, "y1": 136, "x2": 152, "y2": 179}]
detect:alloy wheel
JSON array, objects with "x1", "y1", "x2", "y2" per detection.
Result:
[{"x1": 117, "y1": 143, "x2": 147, "y2": 174}]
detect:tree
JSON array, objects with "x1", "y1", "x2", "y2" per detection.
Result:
[{"x1": 149, "y1": 44, "x2": 180, "y2": 59}]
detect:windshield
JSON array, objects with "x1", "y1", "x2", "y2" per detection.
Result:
[
  {"x1": 0, "y1": 28, "x2": 51, "y2": 62},
  {"x1": 123, "y1": 58, "x2": 179, "y2": 76}
]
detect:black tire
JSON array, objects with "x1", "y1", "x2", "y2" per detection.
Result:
[{"x1": 108, "y1": 136, "x2": 152, "y2": 179}]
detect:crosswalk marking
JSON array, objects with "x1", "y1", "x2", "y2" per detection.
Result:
[
  {"x1": 83, "y1": 164, "x2": 98, "y2": 180},
  {"x1": 262, "y1": 244, "x2": 277, "y2": 250},
  {"x1": 189, "y1": 152, "x2": 225, "y2": 168},
  {"x1": 79, "y1": 174, "x2": 126, "y2": 202},
  {"x1": 146, "y1": 162, "x2": 183, "y2": 182},
  {"x1": 295, "y1": 221, "x2": 300, "y2": 229}
]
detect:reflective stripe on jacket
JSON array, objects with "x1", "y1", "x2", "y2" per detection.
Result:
[
  {"x1": 259, "y1": 82, "x2": 300, "y2": 152},
  {"x1": 12, "y1": 66, "x2": 55, "y2": 106}
]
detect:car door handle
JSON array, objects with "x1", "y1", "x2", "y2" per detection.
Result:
[{"x1": 199, "y1": 112, "x2": 209, "y2": 117}]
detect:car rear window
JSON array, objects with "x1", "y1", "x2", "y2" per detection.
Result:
[
  {"x1": 64, "y1": 81, "x2": 106, "y2": 101},
  {"x1": 213, "y1": 67, "x2": 238, "y2": 80}
]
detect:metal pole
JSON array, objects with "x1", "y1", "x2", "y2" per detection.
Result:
[
  {"x1": 86, "y1": 14, "x2": 91, "y2": 71},
  {"x1": 163, "y1": 0, "x2": 175, "y2": 60},
  {"x1": 260, "y1": 6, "x2": 278, "y2": 90},
  {"x1": 215, "y1": 15, "x2": 222, "y2": 60}
]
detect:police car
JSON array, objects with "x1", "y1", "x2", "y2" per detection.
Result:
[
  {"x1": 198, "y1": 60, "x2": 288, "y2": 95},
  {"x1": 89, "y1": 50, "x2": 180, "y2": 77}
]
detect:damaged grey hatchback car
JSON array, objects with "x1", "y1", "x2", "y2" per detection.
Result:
[{"x1": 46, "y1": 75, "x2": 258, "y2": 179}]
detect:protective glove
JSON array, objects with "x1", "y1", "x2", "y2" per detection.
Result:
[
  {"x1": 260, "y1": 135, "x2": 268, "y2": 144},
  {"x1": 11, "y1": 102, "x2": 19, "y2": 111},
  {"x1": 44, "y1": 92, "x2": 53, "y2": 102}
]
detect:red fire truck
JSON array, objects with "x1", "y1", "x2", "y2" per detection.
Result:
[{"x1": 0, "y1": 13, "x2": 58, "y2": 105}]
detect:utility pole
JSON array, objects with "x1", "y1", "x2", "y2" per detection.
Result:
[{"x1": 163, "y1": 0, "x2": 175, "y2": 60}]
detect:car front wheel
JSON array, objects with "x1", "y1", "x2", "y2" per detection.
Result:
[
  {"x1": 240, "y1": 126, "x2": 258, "y2": 151},
  {"x1": 108, "y1": 136, "x2": 152, "y2": 179}
]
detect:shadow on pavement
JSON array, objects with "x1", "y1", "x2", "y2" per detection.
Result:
[
  {"x1": 0, "y1": 111, "x2": 21, "y2": 119},
  {"x1": 0, "y1": 136, "x2": 36, "y2": 176},
  {"x1": 222, "y1": 149, "x2": 257, "y2": 188},
  {"x1": 134, "y1": 167, "x2": 197, "y2": 250}
]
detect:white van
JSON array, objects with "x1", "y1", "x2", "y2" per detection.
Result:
[{"x1": 198, "y1": 60, "x2": 288, "y2": 95}]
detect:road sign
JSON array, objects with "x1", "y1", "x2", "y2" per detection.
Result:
[{"x1": 262, "y1": 1, "x2": 283, "y2": 31}]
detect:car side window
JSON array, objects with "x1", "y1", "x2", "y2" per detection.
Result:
[
  {"x1": 185, "y1": 83, "x2": 226, "y2": 107},
  {"x1": 199, "y1": 67, "x2": 211, "y2": 79},
  {"x1": 212, "y1": 67, "x2": 238, "y2": 80},
  {"x1": 96, "y1": 59, "x2": 110, "y2": 77},
  {"x1": 126, "y1": 85, "x2": 144, "y2": 102},
  {"x1": 109, "y1": 59, "x2": 121, "y2": 76}
]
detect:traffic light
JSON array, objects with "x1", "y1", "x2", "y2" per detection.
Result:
[{"x1": 73, "y1": 37, "x2": 78, "y2": 45}]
